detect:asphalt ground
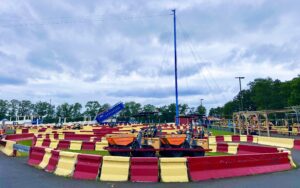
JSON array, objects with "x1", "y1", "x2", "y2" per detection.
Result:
[{"x1": 0, "y1": 150, "x2": 300, "y2": 188}]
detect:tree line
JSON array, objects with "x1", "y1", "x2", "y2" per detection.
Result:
[
  {"x1": 209, "y1": 75, "x2": 300, "y2": 118},
  {"x1": 0, "y1": 99, "x2": 206, "y2": 123}
]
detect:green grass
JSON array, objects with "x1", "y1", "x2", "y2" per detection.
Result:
[
  {"x1": 17, "y1": 140, "x2": 32, "y2": 146},
  {"x1": 210, "y1": 129, "x2": 234, "y2": 136},
  {"x1": 205, "y1": 152, "x2": 231, "y2": 156},
  {"x1": 63, "y1": 150, "x2": 110, "y2": 156}
]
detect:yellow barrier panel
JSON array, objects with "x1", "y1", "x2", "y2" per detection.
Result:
[
  {"x1": 257, "y1": 136, "x2": 294, "y2": 149},
  {"x1": 100, "y1": 156, "x2": 130, "y2": 181},
  {"x1": 29, "y1": 129, "x2": 38, "y2": 134},
  {"x1": 16, "y1": 129, "x2": 22, "y2": 134},
  {"x1": 252, "y1": 136, "x2": 258, "y2": 143},
  {"x1": 35, "y1": 138, "x2": 44, "y2": 147},
  {"x1": 58, "y1": 134, "x2": 65, "y2": 140},
  {"x1": 224, "y1": 135, "x2": 232, "y2": 142},
  {"x1": 48, "y1": 134, "x2": 55, "y2": 140},
  {"x1": 1, "y1": 140, "x2": 16, "y2": 156},
  {"x1": 82, "y1": 126, "x2": 93, "y2": 131},
  {"x1": 38, "y1": 148, "x2": 52, "y2": 169},
  {"x1": 95, "y1": 142, "x2": 108, "y2": 151},
  {"x1": 277, "y1": 148, "x2": 296, "y2": 168},
  {"x1": 54, "y1": 151, "x2": 78, "y2": 177},
  {"x1": 208, "y1": 136, "x2": 216, "y2": 144},
  {"x1": 69, "y1": 141, "x2": 82, "y2": 150},
  {"x1": 208, "y1": 143, "x2": 217, "y2": 152},
  {"x1": 228, "y1": 143, "x2": 239, "y2": 154},
  {"x1": 160, "y1": 157, "x2": 188, "y2": 182},
  {"x1": 240, "y1": 135, "x2": 247, "y2": 142},
  {"x1": 49, "y1": 140, "x2": 59, "y2": 149}
]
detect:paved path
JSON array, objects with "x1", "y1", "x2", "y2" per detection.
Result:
[{"x1": 0, "y1": 150, "x2": 300, "y2": 188}]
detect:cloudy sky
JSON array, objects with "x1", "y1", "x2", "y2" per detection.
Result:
[{"x1": 0, "y1": 0, "x2": 300, "y2": 110}]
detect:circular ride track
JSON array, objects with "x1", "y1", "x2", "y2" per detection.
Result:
[{"x1": 0, "y1": 150, "x2": 299, "y2": 188}]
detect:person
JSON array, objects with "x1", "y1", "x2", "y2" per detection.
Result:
[{"x1": 288, "y1": 124, "x2": 292, "y2": 137}]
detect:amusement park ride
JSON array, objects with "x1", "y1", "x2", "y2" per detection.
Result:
[{"x1": 91, "y1": 10, "x2": 210, "y2": 157}]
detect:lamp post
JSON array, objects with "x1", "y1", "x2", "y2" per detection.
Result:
[{"x1": 235, "y1": 77, "x2": 245, "y2": 111}]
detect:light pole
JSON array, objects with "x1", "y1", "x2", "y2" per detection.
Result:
[
  {"x1": 200, "y1": 99, "x2": 204, "y2": 107},
  {"x1": 235, "y1": 77, "x2": 245, "y2": 111}
]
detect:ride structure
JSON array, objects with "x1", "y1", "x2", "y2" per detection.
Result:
[{"x1": 95, "y1": 102, "x2": 125, "y2": 124}]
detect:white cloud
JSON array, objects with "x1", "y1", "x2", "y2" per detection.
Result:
[{"x1": 0, "y1": 0, "x2": 299, "y2": 111}]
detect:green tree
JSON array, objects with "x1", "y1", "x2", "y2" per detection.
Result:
[
  {"x1": 8, "y1": 99, "x2": 20, "y2": 119},
  {"x1": 288, "y1": 76, "x2": 300, "y2": 105},
  {"x1": 18, "y1": 100, "x2": 33, "y2": 116},
  {"x1": 0, "y1": 100, "x2": 9, "y2": 119},
  {"x1": 84, "y1": 101, "x2": 101, "y2": 117},
  {"x1": 71, "y1": 102, "x2": 82, "y2": 121},
  {"x1": 196, "y1": 105, "x2": 206, "y2": 115}
]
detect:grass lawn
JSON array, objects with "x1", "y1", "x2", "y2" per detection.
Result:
[
  {"x1": 206, "y1": 152, "x2": 231, "y2": 156},
  {"x1": 17, "y1": 140, "x2": 32, "y2": 146},
  {"x1": 210, "y1": 129, "x2": 234, "y2": 136},
  {"x1": 64, "y1": 149, "x2": 110, "y2": 156}
]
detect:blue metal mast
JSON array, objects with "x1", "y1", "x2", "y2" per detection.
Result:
[{"x1": 172, "y1": 9, "x2": 179, "y2": 126}]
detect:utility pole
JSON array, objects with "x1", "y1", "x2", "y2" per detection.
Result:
[
  {"x1": 200, "y1": 99, "x2": 204, "y2": 106},
  {"x1": 172, "y1": 9, "x2": 179, "y2": 126},
  {"x1": 235, "y1": 77, "x2": 245, "y2": 111}
]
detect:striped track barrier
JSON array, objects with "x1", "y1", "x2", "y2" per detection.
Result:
[
  {"x1": 215, "y1": 136, "x2": 224, "y2": 142},
  {"x1": 38, "y1": 148, "x2": 52, "y2": 169},
  {"x1": 49, "y1": 140, "x2": 59, "y2": 149},
  {"x1": 232, "y1": 135, "x2": 240, "y2": 142},
  {"x1": 216, "y1": 143, "x2": 228, "y2": 153},
  {"x1": 95, "y1": 142, "x2": 108, "y2": 151},
  {"x1": 159, "y1": 157, "x2": 189, "y2": 182},
  {"x1": 28, "y1": 146, "x2": 46, "y2": 166},
  {"x1": 45, "y1": 150, "x2": 60, "y2": 172},
  {"x1": 237, "y1": 144, "x2": 278, "y2": 155},
  {"x1": 100, "y1": 156, "x2": 130, "y2": 181},
  {"x1": 257, "y1": 136, "x2": 294, "y2": 149},
  {"x1": 73, "y1": 154, "x2": 102, "y2": 180},
  {"x1": 294, "y1": 140, "x2": 300, "y2": 150},
  {"x1": 228, "y1": 143, "x2": 239, "y2": 154},
  {"x1": 70, "y1": 141, "x2": 82, "y2": 150},
  {"x1": 82, "y1": 141, "x2": 95, "y2": 150},
  {"x1": 42, "y1": 139, "x2": 51, "y2": 147},
  {"x1": 35, "y1": 138, "x2": 43, "y2": 147},
  {"x1": 187, "y1": 152, "x2": 292, "y2": 181},
  {"x1": 1, "y1": 140, "x2": 16, "y2": 156},
  {"x1": 5, "y1": 133, "x2": 34, "y2": 141},
  {"x1": 130, "y1": 157, "x2": 158, "y2": 182},
  {"x1": 224, "y1": 135, "x2": 232, "y2": 142},
  {"x1": 57, "y1": 140, "x2": 70, "y2": 150},
  {"x1": 54, "y1": 151, "x2": 78, "y2": 177}
]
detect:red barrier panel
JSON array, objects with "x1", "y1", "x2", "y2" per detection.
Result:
[
  {"x1": 28, "y1": 146, "x2": 45, "y2": 166},
  {"x1": 54, "y1": 134, "x2": 59, "y2": 139},
  {"x1": 188, "y1": 152, "x2": 291, "y2": 181},
  {"x1": 237, "y1": 144, "x2": 278, "y2": 155},
  {"x1": 247, "y1": 135, "x2": 253, "y2": 142},
  {"x1": 81, "y1": 141, "x2": 95, "y2": 150},
  {"x1": 294, "y1": 140, "x2": 300, "y2": 150},
  {"x1": 45, "y1": 150, "x2": 59, "y2": 172},
  {"x1": 42, "y1": 139, "x2": 51, "y2": 147},
  {"x1": 215, "y1": 136, "x2": 224, "y2": 142},
  {"x1": 5, "y1": 133, "x2": 34, "y2": 141},
  {"x1": 130, "y1": 157, "x2": 159, "y2": 182},
  {"x1": 73, "y1": 154, "x2": 102, "y2": 180},
  {"x1": 22, "y1": 129, "x2": 29, "y2": 134},
  {"x1": 232, "y1": 135, "x2": 240, "y2": 142},
  {"x1": 56, "y1": 140, "x2": 70, "y2": 150},
  {"x1": 64, "y1": 134, "x2": 93, "y2": 141},
  {"x1": 216, "y1": 143, "x2": 228, "y2": 153},
  {"x1": 38, "y1": 128, "x2": 47, "y2": 132}
]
